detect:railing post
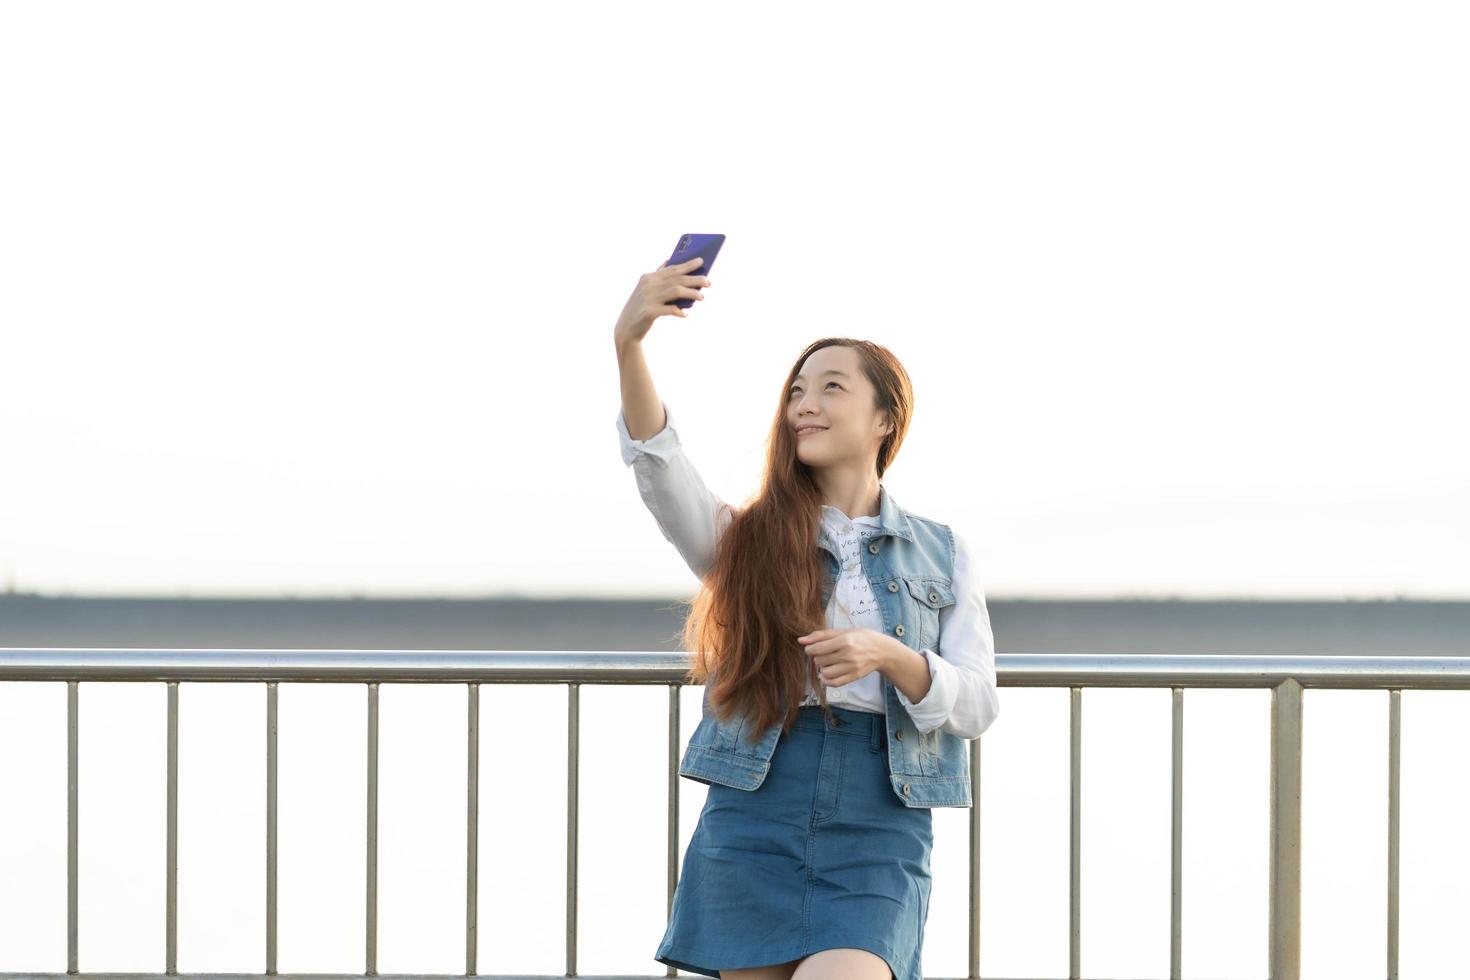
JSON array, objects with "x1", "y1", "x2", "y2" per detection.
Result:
[
  {"x1": 1069, "y1": 686, "x2": 1082, "y2": 980},
  {"x1": 265, "y1": 681, "x2": 278, "y2": 976},
  {"x1": 968, "y1": 734, "x2": 981, "y2": 979},
  {"x1": 1269, "y1": 677, "x2": 1303, "y2": 980},
  {"x1": 365, "y1": 682, "x2": 378, "y2": 977},
  {"x1": 67, "y1": 680, "x2": 79, "y2": 977},
  {"x1": 1170, "y1": 687, "x2": 1184, "y2": 980},
  {"x1": 666, "y1": 684, "x2": 681, "y2": 978},
  {"x1": 1387, "y1": 689, "x2": 1401, "y2": 980},
  {"x1": 165, "y1": 681, "x2": 178, "y2": 975},
  {"x1": 467, "y1": 682, "x2": 480, "y2": 977},
  {"x1": 566, "y1": 682, "x2": 580, "y2": 978}
]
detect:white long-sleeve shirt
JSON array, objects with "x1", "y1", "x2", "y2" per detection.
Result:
[{"x1": 616, "y1": 400, "x2": 999, "y2": 740}]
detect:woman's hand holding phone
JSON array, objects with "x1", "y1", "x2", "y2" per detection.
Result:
[{"x1": 612, "y1": 256, "x2": 711, "y2": 349}]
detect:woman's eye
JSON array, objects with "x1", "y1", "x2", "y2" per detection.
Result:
[{"x1": 788, "y1": 382, "x2": 842, "y2": 396}]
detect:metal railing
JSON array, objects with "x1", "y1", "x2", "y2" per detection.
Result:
[{"x1": 2, "y1": 648, "x2": 1467, "y2": 980}]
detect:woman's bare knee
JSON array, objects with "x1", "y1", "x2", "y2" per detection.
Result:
[
  {"x1": 791, "y1": 947, "x2": 891, "y2": 979},
  {"x1": 721, "y1": 957, "x2": 801, "y2": 980}
]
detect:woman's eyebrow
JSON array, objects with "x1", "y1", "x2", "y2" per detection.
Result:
[{"x1": 793, "y1": 370, "x2": 851, "y2": 381}]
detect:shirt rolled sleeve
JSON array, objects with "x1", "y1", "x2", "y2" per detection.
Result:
[
  {"x1": 615, "y1": 400, "x2": 732, "y2": 579},
  {"x1": 894, "y1": 646, "x2": 960, "y2": 735},
  {"x1": 616, "y1": 402, "x2": 682, "y2": 467}
]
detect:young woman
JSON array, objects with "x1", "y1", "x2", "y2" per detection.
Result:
[{"x1": 613, "y1": 254, "x2": 1000, "y2": 980}]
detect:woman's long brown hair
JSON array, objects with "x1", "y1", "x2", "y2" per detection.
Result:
[{"x1": 676, "y1": 338, "x2": 914, "y2": 743}]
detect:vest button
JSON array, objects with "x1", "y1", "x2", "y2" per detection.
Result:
[
  {"x1": 887, "y1": 581, "x2": 898, "y2": 592},
  {"x1": 868, "y1": 542, "x2": 879, "y2": 554},
  {"x1": 902, "y1": 783, "x2": 911, "y2": 796},
  {"x1": 929, "y1": 591, "x2": 939, "y2": 603},
  {"x1": 894, "y1": 624, "x2": 905, "y2": 637},
  {"x1": 895, "y1": 730, "x2": 904, "y2": 740}
]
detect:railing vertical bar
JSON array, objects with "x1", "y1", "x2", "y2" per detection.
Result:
[
  {"x1": 166, "y1": 681, "x2": 178, "y2": 975},
  {"x1": 67, "y1": 680, "x2": 79, "y2": 975},
  {"x1": 266, "y1": 681, "x2": 278, "y2": 976},
  {"x1": 1268, "y1": 677, "x2": 1303, "y2": 980},
  {"x1": 366, "y1": 682, "x2": 378, "y2": 977},
  {"x1": 466, "y1": 682, "x2": 479, "y2": 977},
  {"x1": 666, "y1": 684, "x2": 680, "y2": 978},
  {"x1": 1170, "y1": 687, "x2": 1183, "y2": 980},
  {"x1": 1387, "y1": 688, "x2": 1400, "y2": 980},
  {"x1": 566, "y1": 682, "x2": 579, "y2": 978},
  {"x1": 968, "y1": 733, "x2": 981, "y2": 979},
  {"x1": 1069, "y1": 686, "x2": 1081, "y2": 980}
]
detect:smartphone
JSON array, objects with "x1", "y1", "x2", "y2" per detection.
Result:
[{"x1": 666, "y1": 233, "x2": 724, "y2": 308}]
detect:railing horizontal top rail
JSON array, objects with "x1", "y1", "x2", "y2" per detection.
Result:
[{"x1": 1, "y1": 648, "x2": 1469, "y2": 688}]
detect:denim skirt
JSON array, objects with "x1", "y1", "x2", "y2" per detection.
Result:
[{"x1": 654, "y1": 704, "x2": 934, "y2": 980}]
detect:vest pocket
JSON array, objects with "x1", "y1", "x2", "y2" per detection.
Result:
[{"x1": 904, "y1": 576, "x2": 956, "y2": 649}]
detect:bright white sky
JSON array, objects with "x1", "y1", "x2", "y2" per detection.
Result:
[{"x1": 1, "y1": 1, "x2": 1466, "y2": 599}]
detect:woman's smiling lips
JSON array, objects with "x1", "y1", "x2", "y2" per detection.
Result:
[{"x1": 796, "y1": 425, "x2": 828, "y2": 437}]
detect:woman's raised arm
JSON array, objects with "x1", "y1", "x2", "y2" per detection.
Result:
[
  {"x1": 612, "y1": 255, "x2": 729, "y2": 578},
  {"x1": 613, "y1": 255, "x2": 708, "y2": 439}
]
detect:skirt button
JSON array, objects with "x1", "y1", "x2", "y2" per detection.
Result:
[{"x1": 895, "y1": 730, "x2": 904, "y2": 740}]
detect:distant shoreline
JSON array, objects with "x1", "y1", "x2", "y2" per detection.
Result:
[{"x1": 3, "y1": 595, "x2": 1466, "y2": 658}]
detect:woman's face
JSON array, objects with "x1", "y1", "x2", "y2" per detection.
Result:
[{"x1": 786, "y1": 346, "x2": 889, "y2": 469}]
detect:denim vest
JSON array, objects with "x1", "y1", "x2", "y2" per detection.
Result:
[{"x1": 677, "y1": 484, "x2": 973, "y2": 808}]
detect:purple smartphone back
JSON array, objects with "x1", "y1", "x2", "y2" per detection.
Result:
[{"x1": 666, "y1": 233, "x2": 724, "y2": 308}]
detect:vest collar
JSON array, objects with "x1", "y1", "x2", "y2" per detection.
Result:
[
  {"x1": 875, "y1": 482, "x2": 916, "y2": 543},
  {"x1": 818, "y1": 482, "x2": 915, "y2": 555}
]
